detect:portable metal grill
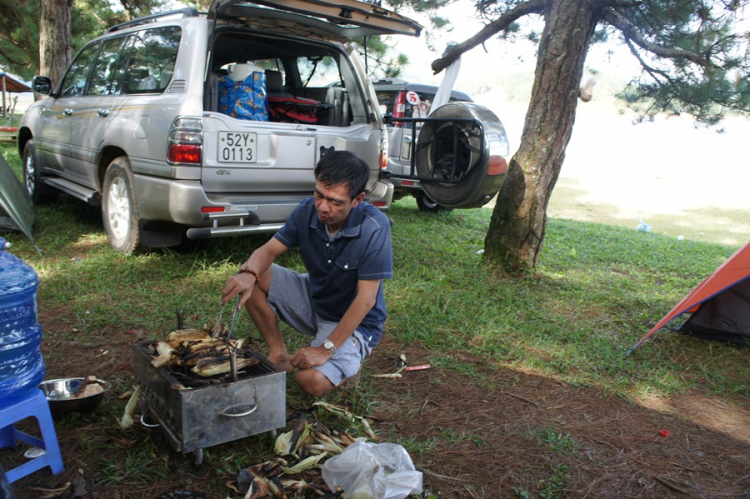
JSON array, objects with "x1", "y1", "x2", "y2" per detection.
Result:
[{"x1": 132, "y1": 341, "x2": 286, "y2": 463}]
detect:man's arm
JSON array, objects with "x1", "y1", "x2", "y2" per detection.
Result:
[
  {"x1": 221, "y1": 237, "x2": 288, "y2": 308},
  {"x1": 290, "y1": 278, "x2": 380, "y2": 368}
]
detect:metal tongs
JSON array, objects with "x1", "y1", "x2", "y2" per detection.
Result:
[
  {"x1": 212, "y1": 294, "x2": 241, "y2": 339},
  {"x1": 212, "y1": 294, "x2": 242, "y2": 381}
]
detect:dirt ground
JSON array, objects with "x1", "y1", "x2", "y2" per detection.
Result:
[{"x1": 3, "y1": 326, "x2": 750, "y2": 499}]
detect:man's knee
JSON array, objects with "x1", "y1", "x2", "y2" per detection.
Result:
[
  {"x1": 295, "y1": 369, "x2": 335, "y2": 397},
  {"x1": 245, "y1": 279, "x2": 271, "y2": 314}
]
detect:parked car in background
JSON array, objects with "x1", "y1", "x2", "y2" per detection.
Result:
[
  {"x1": 373, "y1": 78, "x2": 475, "y2": 212},
  {"x1": 18, "y1": 0, "x2": 422, "y2": 254}
]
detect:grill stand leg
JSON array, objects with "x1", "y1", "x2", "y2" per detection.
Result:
[{"x1": 194, "y1": 448, "x2": 204, "y2": 465}]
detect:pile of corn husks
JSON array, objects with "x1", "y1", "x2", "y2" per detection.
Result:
[{"x1": 231, "y1": 402, "x2": 376, "y2": 498}]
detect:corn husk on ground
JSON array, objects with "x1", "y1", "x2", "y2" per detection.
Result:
[{"x1": 232, "y1": 408, "x2": 369, "y2": 498}]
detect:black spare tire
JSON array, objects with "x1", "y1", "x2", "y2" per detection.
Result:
[{"x1": 416, "y1": 102, "x2": 509, "y2": 209}]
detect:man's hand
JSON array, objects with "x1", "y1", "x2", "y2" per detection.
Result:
[
  {"x1": 221, "y1": 272, "x2": 257, "y2": 309},
  {"x1": 290, "y1": 346, "x2": 331, "y2": 370}
]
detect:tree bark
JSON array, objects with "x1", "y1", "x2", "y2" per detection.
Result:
[
  {"x1": 484, "y1": 0, "x2": 598, "y2": 271},
  {"x1": 39, "y1": 0, "x2": 72, "y2": 87}
]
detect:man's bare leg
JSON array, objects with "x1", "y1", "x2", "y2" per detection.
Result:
[
  {"x1": 295, "y1": 369, "x2": 336, "y2": 397},
  {"x1": 245, "y1": 269, "x2": 294, "y2": 373}
]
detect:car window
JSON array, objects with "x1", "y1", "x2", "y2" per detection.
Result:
[
  {"x1": 59, "y1": 43, "x2": 101, "y2": 97},
  {"x1": 375, "y1": 90, "x2": 397, "y2": 115},
  {"x1": 252, "y1": 59, "x2": 283, "y2": 73},
  {"x1": 376, "y1": 89, "x2": 434, "y2": 119},
  {"x1": 89, "y1": 37, "x2": 128, "y2": 96},
  {"x1": 297, "y1": 55, "x2": 340, "y2": 87},
  {"x1": 123, "y1": 26, "x2": 181, "y2": 94},
  {"x1": 377, "y1": 86, "x2": 470, "y2": 119},
  {"x1": 414, "y1": 91, "x2": 435, "y2": 116}
]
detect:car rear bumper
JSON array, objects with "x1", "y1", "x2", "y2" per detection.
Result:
[{"x1": 133, "y1": 174, "x2": 393, "y2": 238}]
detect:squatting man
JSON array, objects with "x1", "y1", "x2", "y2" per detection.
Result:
[{"x1": 221, "y1": 150, "x2": 393, "y2": 396}]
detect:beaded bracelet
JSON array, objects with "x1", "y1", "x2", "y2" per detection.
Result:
[{"x1": 238, "y1": 268, "x2": 260, "y2": 281}]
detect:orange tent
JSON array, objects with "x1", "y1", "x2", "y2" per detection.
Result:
[{"x1": 629, "y1": 241, "x2": 750, "y2": 352}]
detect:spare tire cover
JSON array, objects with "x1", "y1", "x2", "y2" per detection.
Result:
[{"x1": 416, "y1": 102, "x2": 510, "y2": 208}]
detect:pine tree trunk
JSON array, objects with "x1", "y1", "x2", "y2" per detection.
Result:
[
  {"x1": 484, "y1": 0, "x2": 597, "y2": 271},
  {"x1": 39, "y1": 0, "x2": 72, "y2": 87}
]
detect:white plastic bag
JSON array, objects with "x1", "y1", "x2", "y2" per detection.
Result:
[{"x1": 321, "y1": 441, "x2": 423, "y2": 499}]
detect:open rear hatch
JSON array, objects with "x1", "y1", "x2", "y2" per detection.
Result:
[{"x1": 208, "y1": 0, "x2": 423, "y2": 39}]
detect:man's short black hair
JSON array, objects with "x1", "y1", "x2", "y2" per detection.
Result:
[{"x1": 314, "y1": 150, "x2": 370, "y2": 199}]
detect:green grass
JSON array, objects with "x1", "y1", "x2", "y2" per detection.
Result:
[
  {"x1": 1, "y1": 142, "x2": 749, "y2": 495},
  {"x1": 1, "y1": 142, "x2": 746, "y2": 403}
]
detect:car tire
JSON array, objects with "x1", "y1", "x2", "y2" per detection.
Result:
[
  {"x1": 416, "y1": 102, "x2": 508, "y2": 208},
  {"x1": 415, "y1": 192, "x2": 452, "y2": 213},
  {"x1": 102, "y1": 157, "x2": 141, "y2": 255},
  {"x1": 23, "y1": 140, "x2": 56, "y2": 204}
]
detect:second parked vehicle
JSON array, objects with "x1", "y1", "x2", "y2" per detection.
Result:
[{"x1": 374, "y1": 78, "x2": 509, "y2": 212}]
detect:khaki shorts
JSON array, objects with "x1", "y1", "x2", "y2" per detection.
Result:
[{"x1": 266, "y1": 264, "x2": 371, "y2": 385}]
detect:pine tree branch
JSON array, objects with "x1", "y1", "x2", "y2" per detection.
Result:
[
  {"x1": 623, "y1": 38, "x2": 672, "y2": 83},
  {"x1": 602, "y1": 8, "x2": 711, "y2": 68},
  {"x1": 431, "y1": 0, "x2": 546, "y2": 74},
  {"x1": 0, "y1": 47, "x2": 26, "y2": 69}
]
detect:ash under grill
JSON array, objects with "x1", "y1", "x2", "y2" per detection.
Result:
[{"x1": 133, "y1": 342, "x2": 286, "y2": 457}]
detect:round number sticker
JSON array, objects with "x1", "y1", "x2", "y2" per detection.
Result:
[{"x1": 405, "y1": 91, "x2": 420, "y2": 105}]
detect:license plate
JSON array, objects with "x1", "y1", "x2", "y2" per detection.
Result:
[{"x1": 218, "y1": 132, "x2": 257, "y2": 163}]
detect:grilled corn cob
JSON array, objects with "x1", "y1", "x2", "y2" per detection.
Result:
[{"x1": 191, "y1": 355, "x2": 260, "y2": 377}]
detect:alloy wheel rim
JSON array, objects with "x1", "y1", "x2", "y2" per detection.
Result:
[
  {"x1": 107, "y1": 177, "x2": 131, "y2": 241},
  {"x1": 25, "y1": 154, "x2": 35, "y2": 194}
]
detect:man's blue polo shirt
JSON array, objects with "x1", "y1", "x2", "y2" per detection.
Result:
[{"x1": 273, "y1": 198, "x2": 393, "y2": 348}]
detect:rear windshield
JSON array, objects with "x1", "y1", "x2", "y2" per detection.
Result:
[{"x1": 376, "y1": 88, "x2": 470, "y2": 118}]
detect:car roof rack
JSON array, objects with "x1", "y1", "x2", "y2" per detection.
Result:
[{"x1": 106, "y1": 8, "x2": 201, "y2": 33}]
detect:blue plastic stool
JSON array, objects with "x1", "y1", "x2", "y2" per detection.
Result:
[{"x1": 0, "y1": 389, "x2": 64, "y2": 483}]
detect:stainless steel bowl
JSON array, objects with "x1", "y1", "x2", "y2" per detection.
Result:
[{"x1": 39, "y1": 378, "x2": 110, "y2": 418}]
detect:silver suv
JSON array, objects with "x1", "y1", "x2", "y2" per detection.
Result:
[
  {"x1": 18, "y1": 0, "x2": 421, "y2": 253},
  {"x1": 374, "y1": 78, "x2": 474, "y2": 211}
]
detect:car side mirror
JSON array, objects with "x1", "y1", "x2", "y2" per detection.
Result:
[{"x1": 32, "y1": 76, "x2": 53, "y2": 96}]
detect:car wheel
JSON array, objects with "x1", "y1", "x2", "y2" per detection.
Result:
[
  {"x1": 415, "y1": 192, "x2": 452, "y2": 213},
  {"x1": 102, "y1": 157, "x2": 140, "y2": 255},
  {"x1": 23, "y1": 140, "x2": 56, "y2": 204}
]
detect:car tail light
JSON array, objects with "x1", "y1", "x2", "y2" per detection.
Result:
[
  {"x1": 393, "y1": 91, "x2": 406, "y2": 126},
  {"x1": 380, "y1": 132, "x2": 389, "y2": 170},
  {"x1": 168, "y1": 144, "x2": 202, "y2": 164},
  {"x1": 168, "y1": 117, "x2": 203, "y2": 165}
]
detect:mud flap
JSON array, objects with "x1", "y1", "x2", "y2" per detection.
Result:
[{"x1": 416, "y1": 102, "x2": 509, "y2": 209}]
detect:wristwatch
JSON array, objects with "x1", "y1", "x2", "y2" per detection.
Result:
[{"x1": 323, "y1": 340, "x2": 337, "y2": 355}]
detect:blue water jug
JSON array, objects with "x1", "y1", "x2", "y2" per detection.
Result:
[{"x1": 0, "y1": 237, "x2": 45, "y2": 402}]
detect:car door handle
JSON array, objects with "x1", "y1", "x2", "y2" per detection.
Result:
[
  {"x1": 97, "y1": 109, "x2": 110, "y2": 117},
  {"x1": 64, "y1": 108, "x2": 73, "y2": 116}
]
